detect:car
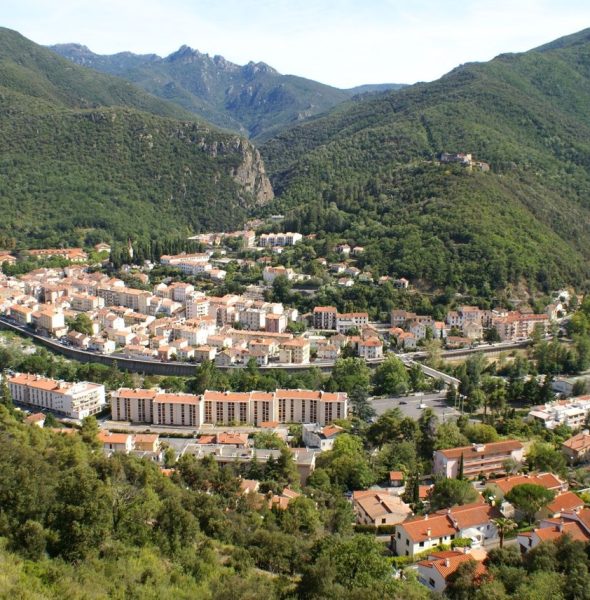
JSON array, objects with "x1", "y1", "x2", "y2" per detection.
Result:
[
  {"x1": 399, "y1": 400, "x2": 408, "y2": 405},
  {"x1": 418, "y1": 403, "x2": 427, "y2": 409}
]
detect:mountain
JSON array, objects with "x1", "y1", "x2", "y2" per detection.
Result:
[
  {"x1": 49, "y1": 43, "x2": 405, "y2": 140},
  {"x1": 0, "y1": 28, "x2": 273, "y2": 248},
  {"x1": 260, "y1": 29, "x2": 590, "y2": 294}
]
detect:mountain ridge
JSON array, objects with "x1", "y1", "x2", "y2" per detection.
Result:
[
  {"x1": 260, "y1": 29, "x2": 590, "y2": 293},
  {"x1": 49, "y1": 42, "x2": 406, "y2": 139},
  {"x1": 0, "y1": 28, "x2": 273, "y2": 247}
]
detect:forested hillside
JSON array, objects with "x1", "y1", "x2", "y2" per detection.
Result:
[
  {"x1": 0, "y1": 28, "x2": 273, "y2": 248},
  {"x1": 261, "y1": 29, "x2": 590, "y2": 294},
  {"x1": 50, "y1": 43, "x2": 405, "y2": 140}
]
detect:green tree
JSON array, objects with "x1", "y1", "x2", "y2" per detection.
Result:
[
  {"x1": 80, "y1": 416, "x2": 100, "y2": 449},
  {"x1": 372, "y1": 355, "x2": 410, "y2": 395},
  {"x1": 349, "y1": 386, "x2": 375, "y2": 421},
  {"x1": 328, "y1": 357, "x2": 372, "y2": 395},
  {"x1": 491, "y1": 517, "x2": 517, "y2": 549},
  {"x1": 526, "y1": 442, "x2": 567, "y2": 477},
  {"x1": 429, "y1": 478, "x2": 479, "y2": 511},
  {"x1": 505, "y1": 484, "x2": 555, "y2": 524},
  {"x1": 67, "y1": 313, "x2": 94, "y2": 336}
]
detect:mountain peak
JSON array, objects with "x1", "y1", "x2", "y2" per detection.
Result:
[
  {"x1": 167, "y1": 45, "x2": 205, "y2": 62},
  {"x1": 242, "y1": 60, "x2": 278, "y2": 77}
]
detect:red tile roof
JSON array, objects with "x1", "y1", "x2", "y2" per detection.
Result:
[{"x1": 437, "y1": 440, "x2": 523, "y2": 460}]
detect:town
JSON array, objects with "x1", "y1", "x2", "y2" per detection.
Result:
[{"x1": 0, "y1": 225, "x2": 588, "y2": 598}]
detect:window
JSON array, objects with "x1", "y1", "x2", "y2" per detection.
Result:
[
  {"x1": 397, "y1": 532, "x2": 401, "y2": 539},
  {"x1": 382, "y1": 518, "x2": 386, "y2": 524},
  {"x1": 419, "y1": 541, "x2": 424, "y2": 547},
  {"x1": 429, "y1": 578, "x2": 435, "y2": 588},
  {"x1": 406, "y1": 540, "x2": 409, "y2": 546}
]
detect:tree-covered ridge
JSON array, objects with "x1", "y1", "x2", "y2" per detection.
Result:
[
  {"x1": 49, "y1": 42, "x2": 406, "y2": 140},
  {"x1": 0, "y1": 28, "x2": 273, "y2": 248},
  {"x1": 261, "y1": 29, "x2": 590, "y2": 293}
]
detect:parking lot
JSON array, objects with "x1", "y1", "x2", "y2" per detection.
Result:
[{"x1": 370, "y1": 392, "x2": 461, "y2": 421}]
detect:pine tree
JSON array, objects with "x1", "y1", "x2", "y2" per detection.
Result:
[{"x1": 0, "y1": 370, "x2": 14, "y2": 411}]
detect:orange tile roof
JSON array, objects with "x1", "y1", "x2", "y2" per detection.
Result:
[
  {"x1": 546, "y1": 492, "x2": 584, "y2": 515},
  {"x1": 492, "y1": 472, "x2": 564, "y2": 494},
  {"x1": 134, "y1": 433, "x2": 159, "y2": 444},
  {"x1": 98, "y1": 431, "x2": 131, "y2": 445},
  {"x1": 390, "y1": 470, "x2": 404, "y2": 481},
  {"x1": 154, "y1": 393, "x2": 200, "y2": 405},
  {"x1": 437, "y1": 440, "x2": 523, "y2": 460},
  {"x1": 563, "y1": 432, "x2": 590, "y2": 452},
  {"x1": 534, "y1": 521, "x2": 590, "y2": 543},
  {"x1": 400, "y1": 503, "x2": 496, "y2": 543},
  {"x1": 418, "y1": 551, "x2": 487, "y2": 581}
]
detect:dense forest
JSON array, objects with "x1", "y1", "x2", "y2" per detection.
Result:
[
  {"x1": 0, "y1": 28, "x2": 272, "y2": 249},
  {"x1": 260, "y1": 29, "x2": 590, "y2": 294}
]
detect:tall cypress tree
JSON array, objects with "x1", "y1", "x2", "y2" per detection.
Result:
[{"x1": 458, "y1": 452, "x2": 465, "y2": 480}]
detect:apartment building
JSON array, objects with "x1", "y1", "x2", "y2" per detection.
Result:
[
  {"x1": 279, "y1": 338, "x2": 311, "y2": 364},
  {"x1": 258, "y1": 232, "x2": 303, "y2": 247},
  {"x1": 433, "y1": 440, "x2": 525, "y2": 479},
  {"x1": 111, "y1": 388, "x2": 347, "y2": 427},
  {"x1": 492, "y1": 311, "x2": 550, "y2": 341},
  {"x1": 336, "y1": 312, "x2": 369, "y2": 333},
  {"x1": 9, "y1": 373, "x2": 106, "y2": 419},
  {"x1": 313, "y1": 306, "x2": 338, "y2": 330},
  {"x1": 528, "y1": 396, "x2": 590, "y2": 430}
]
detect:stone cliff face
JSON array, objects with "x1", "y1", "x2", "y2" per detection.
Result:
[
  {"x1": 196, "y1": 133, "x2": 274, "y2": 205},
  {"x1": 230, "y1": 138, "x2": 274, "y2": 204}
]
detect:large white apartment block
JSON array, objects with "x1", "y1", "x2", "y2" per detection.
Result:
[
  {"x1": 433, "y1": 441, "x2": 525, "y2": 480},
  {"x1": 258, "y1": 232, "x2": 302, "y2": 247},
  {"x1": 185, "y1": 294, "x2": 210, "y2": 319},
  {"x1": 528, "y1": 396, "x2": 590, "y2": 430},
  {"x1": 9, "y1": 373, "x2": 106, "y2": 419},
  {"x1": 111, "y1": 388, "x2": 347, "y2": 427}
]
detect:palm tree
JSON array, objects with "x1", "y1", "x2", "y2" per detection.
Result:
[{"x1": 492, "y1": 517, "x2": 517, "y2": 549}]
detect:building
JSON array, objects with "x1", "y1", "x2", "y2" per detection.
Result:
[
  {"x1": 302, "y1": 423, "x2": 344, "y2": 451},
  {"x1": 258, "y1": 232, "x2": 303, "y2": 247},
  {"x1": 279, "y1": 338, "x2": 311, "y2": 364},
  {"x1": 313, "y1": 306, "x2": 338, "y2": 330},
  {"x1": 518, "y1": 508, "x2": 590, "y2": 552},
  {"x1": 9, "y1": 373, "x2": 106, "y2": 419},
  {"x1": 111, "y1": 387, "x2": 347, "y2": 427},
  {"x1": 433, "y1": 441, "x2": 525, "y2": 479},
  {"x1": 98, "y1": 430, "x2": 135, "y2": 453},
  {"x1": 358, "y1": 338, "x2": 383, "y2": 360},
  {"x1": 336, "y1": 312, "x2": 369, "y2": 334},
  {"x1": 492, "y1": 311, "x2": 550, "y2": 342},
  {"x1": 418, "y1": 550, "x2": 487, "y2": 594},
  {"x1": 394, "y1": 503, "x2": 498, "y2": 558},
  {"x1": 353, "y1": 491, "x2": 412, "y2": 527},
  {"x1": 563, "y1": 431, "x2": 590, "y2": 463},
  {"x1": 528, "y1": 396, "x2": 590, "y2": 430}
]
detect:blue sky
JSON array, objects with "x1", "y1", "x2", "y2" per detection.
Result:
[{"x1": 3, "y1": 0, "x2": 590, "y2": 87}]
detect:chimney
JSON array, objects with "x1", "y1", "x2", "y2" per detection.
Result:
[
  {"x1": 427, "y1": 528, "x2": 432, "y2": 537},
  {"x1": 444, "y1": 558, "x2": 451, "y2": 568},
  {"x1": 424, "y1": 513, "x2": 429, "y2": 520}
]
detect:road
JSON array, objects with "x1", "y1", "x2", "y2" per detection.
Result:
[{"x1": 370, "y1": 392, "x2": 461, "y2": 421}]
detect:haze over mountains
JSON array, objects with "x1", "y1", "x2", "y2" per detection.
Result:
[{"x1": 49, "y1": 43, "x2": 406, "y2": 140}]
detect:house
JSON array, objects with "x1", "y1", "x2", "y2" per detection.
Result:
[
  {"x1": 433, "y1": 440, "x2": 525, "y2": 479},
  {"x1": 302, "y1": 423, "x2": 344, "y2": 451},
  {"x1": 25, "y1": 412, "x2": 46, "y2": 427},
  {"x1": 397, "y1": 331, "x2": 417, "y2": 349},
  {"x1": 486, "y1": 472, "x2": 567, "y2": 518},
  {"x1": 269, "y1": 487, "x2": 300, "y2": 510},
  {"x1": 358, "y1": 337, "x2": 383, "y2": 360},
  {"x1": 563, "y1": 431, "x2": 590, "y2": 464},
  {"x1": 94, "y1": 243, "x2": 111, "y2": 253},
  {"x1": 98, "y1": 431, "x2": 135, "y2": 453},
  {"x1": 134, "y1": 433, "x2": 160, "y2": 453},
  {"x1": 518, "y1": 508, "x2": 590, "y2": 552},
  {"x1": 394, "y1": 502, "x2": 498, "y2": 558},
  {"x1": 353, "y1": 491, "x2": 412, "y2": 527},
  {"x1": 536, "y1": 491, "x2": 585, "y2": 520},
  {"x1": 389, "y1": 471, "x2": 405, "y2": 488},
  {"x1": 417, "y1": 549, "x2": 487, "y2": 594}
]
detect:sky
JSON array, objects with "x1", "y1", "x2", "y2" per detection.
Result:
[{"x1": 3, "y1": 0, "x2": 590, "y2": 88}]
